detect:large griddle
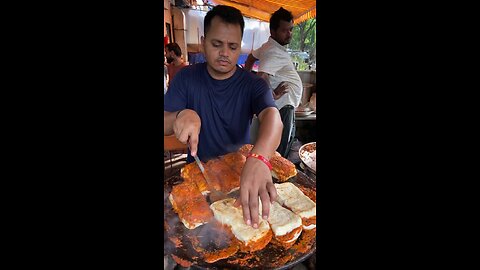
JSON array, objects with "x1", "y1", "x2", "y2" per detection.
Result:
[{"x1": 164, "y1": 170, "x2": 317, "y2": 269}]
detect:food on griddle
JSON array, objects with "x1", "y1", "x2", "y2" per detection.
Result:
[
  {"x1": 190, "y1": 221, "x2": 240, "y2": 263},
  {"x1": 166, "y1": 147, "x2": 315, "y2": 266},
  {"x1": 171, "y1": 254, "x2": 193, "y2": 267},
  {"x1": 238, "y1": 144, "x2": 281, "y2": 158},
  {"x1": 275, "y1": 182, "x2": 317, "y2": 231},
  {"x1": 220, "y1": 151, "x2": 246, "y2": 176},
  {"x1": 182, "y1": 156, "x2": 241, "y2": 195},
  {"x1": 204, "y1": 158, "x2": 240, "y2": 194},
  {"x1": 168, "y1": 181, "x2": 213, "y2": 229},
  {"x1": 270, "y1": 155, "x2": 298, "y2": 182},
  {"x1": 182, "y1": 144, "x2": 297, "y2": 194},
  {"x1": 238, "y1": 144, "x2": 297, "y2": 182},
  {"x1": 238, "y1": 144, "x2": 254, "y2": 157},
  {"x1": 203, "y1": 241, "x2": 239, "y2": 263},
  {"x1": 263, "y1": 201, "x2": 303, "y2": 249},
  {"x1": 210, "y1": 198, "x2": 273, "y2": 252},
  {"x1": 180, "y1": 162, "x2": 209, "y2": 195}
]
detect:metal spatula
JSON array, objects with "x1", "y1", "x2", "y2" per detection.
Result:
[{"x1": 192, "y1": 154, "x2": 227, "y2": 203}]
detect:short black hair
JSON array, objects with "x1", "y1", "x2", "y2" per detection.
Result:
[
  {"x1": 165, "y1": 43, "x2": 182, "y2": 57},
  {"x1": 270, "y1": 7, "x2": 293, "y2": 31},
  {"x1": 204, "y1": 5, "x2": 245, "y2": 38}
]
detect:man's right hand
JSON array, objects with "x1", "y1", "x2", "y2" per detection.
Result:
[
  {"x1": 173, "y1": 109, "x2": 201, "y2": 156},
  {"x1": 273, "y1": 82, "x2": 290, "y2": 100}
]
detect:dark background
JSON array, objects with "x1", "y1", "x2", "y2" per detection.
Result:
[{"x1": 2, "y1": 1, "x2": 471, "y2": 268}]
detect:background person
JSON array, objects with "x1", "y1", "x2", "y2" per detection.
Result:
[
  {"x1": 165, "y1": 42, "x2": 187, "y2": 86},
  {"x1": 244, "y1": 7, "x2": 303, "y2": 158}
]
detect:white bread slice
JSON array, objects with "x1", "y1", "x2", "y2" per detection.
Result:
[
  {"x1": 210, "y1": 198, "x2": 272, "y2": 252},
  {"x1": 285, "y1": 229, "x2": 303, "y2": 243},
  {"x1": 262, "y1": 200, "x2": 303, "y2": 247},
  {"x1": 303, "y1": 223, "x2": 316, "y2": 230},
  {"x1": 262, "y1": 201, "x2": 302, "y2": 237},
  {"x1": 274, "y1": 182, "x2": 316, "y2": 220}
]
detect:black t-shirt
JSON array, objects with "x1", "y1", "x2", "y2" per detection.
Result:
[{"x1": 164, "y1": 62, "x2": 276, "y2": 162}]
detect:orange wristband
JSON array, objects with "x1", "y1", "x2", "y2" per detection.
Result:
[{"x1": 247, "y1": 153, "x2": 272, "y2": 171}]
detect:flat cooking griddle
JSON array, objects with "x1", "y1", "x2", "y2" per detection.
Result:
[{"x1": 164, "y1": 170, "x2": 317, "y2": 269}]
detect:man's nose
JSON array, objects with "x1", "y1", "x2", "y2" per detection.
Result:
[{"x1": 219, "y1": 45, "x2": 228, "y2": 56}]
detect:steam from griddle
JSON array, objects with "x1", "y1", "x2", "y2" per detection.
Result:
[
  {"x1": 192, "y1": 220, "x2": 234, "y2": 252},
  {"x1": 164, "y1": 175, "x2": 236, "y2": 260}
]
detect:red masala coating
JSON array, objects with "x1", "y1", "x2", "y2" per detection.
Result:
[
  {"x1": 237, "y1": 229, "x2": 273, "y2": 253},
  {"x1": 171, "y1": 254, "x2": 193, "y2": 267},
  {"x1": 270, "y1": 156, "x2": 297, "y2": 182},
  {"x1": 220, "y1": 152, "x2": 246, "y2": 175},
  {"x1": 169, "y1": 181, "x2": 213, "y2": 227},
  {"x1": 204, "y1": 159, "x2": 240, "y2": 193}
]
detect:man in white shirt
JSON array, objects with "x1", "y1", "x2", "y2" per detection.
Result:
[{"x1": 245, "y1": 7, "x2": 303, "y2": 157}]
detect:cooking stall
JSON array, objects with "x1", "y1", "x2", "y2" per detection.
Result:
[
  {"x1": 163, "y1": 0, "x2": 317, "y2": 269},
  {"x1": 163, "y1": 144, "x2": 317, "y2": 269}
]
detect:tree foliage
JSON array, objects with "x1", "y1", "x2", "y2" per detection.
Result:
[{"x1": 289, "y1": 18, "x2": 316, "y2": 55}]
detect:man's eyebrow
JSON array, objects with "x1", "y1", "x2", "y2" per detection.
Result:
[{"x1": 211, "y1": 39, "x2": 239, "y2": 45}]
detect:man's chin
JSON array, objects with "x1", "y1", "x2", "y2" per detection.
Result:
[
  {"x1": 207, "y1": 64, "x2": 236, "y2": 78},
  {"x1": 214, "y1": 65, "x2": 235, "y2": 73}
]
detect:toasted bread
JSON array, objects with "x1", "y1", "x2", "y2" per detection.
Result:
[
  {"x1": 270, "y1": 156, "x2": 297, "y2": 182},
  {"x1": 265, "y1": 201, "x2": 303, "y2": 248},
  {"x1": 220, "y1": 152, "x2": 246, "y2": 176},
  {"x1": 169, "y1": 181, "x2": 213, "y2": 229},
  {"x1": 180, "y1": 162, "x2": 209, "y2": 195},
  {"x1": 274, "y1": 182, "x2": 316, "y2": 230},
  {"x1": 210, "y1": 198, "x2": 272, "y2": 252},
  {"x1": 204, "y1": 159, "x2": 240, "y2": 194},
  {"x1": 238, "y1": 144, "x2": 254, "y2": 157},
  {"x1": 238, "y1": 144, "x2": 281, "y2": 158}
]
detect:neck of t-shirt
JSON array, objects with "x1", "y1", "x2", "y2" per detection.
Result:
[{"x1": 206, "y1": 64, "x2": 238, "y2": 81}]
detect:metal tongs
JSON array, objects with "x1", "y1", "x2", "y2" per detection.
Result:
[{"x1": 190, "y1": 147, "x2": 227, "y2": 203}]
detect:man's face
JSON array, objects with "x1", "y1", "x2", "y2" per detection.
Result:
[
  {"x1": 202, "y1": 16, "x2": 242, "y2": 80},
  {"x1": 271, "y1": 20, "x2": 294, "y2": 46},
  {"x1": 165, "y1": 49, "x2": 174, "y2": 64}
]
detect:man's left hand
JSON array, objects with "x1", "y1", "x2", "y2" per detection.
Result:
[
  {"x1": 273, "y1": 82, "x2": 289, "y2": 100},
  {"x1": 234, "y1": 157, "x2": 277, "y2": 228}
]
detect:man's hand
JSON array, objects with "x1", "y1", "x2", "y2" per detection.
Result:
[
  {"x1": 273, "y1": 82, "x2": 290, "y2": 100},
  {"x1": 234, "y1": 157, "x2": 277, "y2": 228},
  {"x1": 173, "y1": 109, "x2": 201, "y2": 156}
]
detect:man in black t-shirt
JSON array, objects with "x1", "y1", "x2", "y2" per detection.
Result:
[{"x1": 164, "y1": 5, "x2": 283, "y2": 229}]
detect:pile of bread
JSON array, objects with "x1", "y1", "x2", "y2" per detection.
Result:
[{"x1": 168, "y1": 144, "x2": 316, "y2": 261}]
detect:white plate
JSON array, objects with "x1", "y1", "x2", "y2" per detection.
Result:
[{"x1": 295, "y1": 111, "x2": 314, "y2": 116}]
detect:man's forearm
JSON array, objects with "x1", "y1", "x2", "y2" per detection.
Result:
[
  {"x1": 164, "y1": 111, "x2": 177, "y2": 135},
  {"x1": 253, "y1": 107, "x2": 283, "y2": 158},
  {"x1": 244, "y1": 53, "x2": 257, "y2": 71}
]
